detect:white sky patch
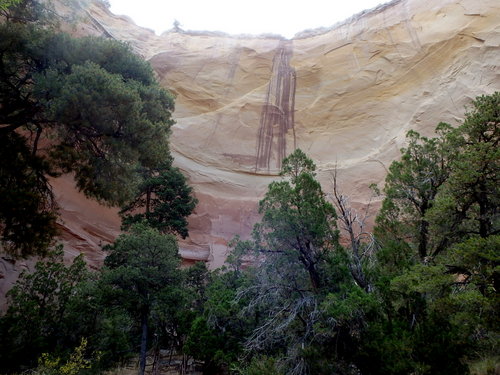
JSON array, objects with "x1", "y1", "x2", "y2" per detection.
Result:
[{"x1": 109, "y1": 0, "x2": 389, "y2": 39}]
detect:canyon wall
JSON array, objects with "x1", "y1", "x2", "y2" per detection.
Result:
[
  {"x1": 2, "y1": 0, "x2": 499, "y2": 297},
  {"x1": 80, "y1": 0, "x2": 499, "y2": 268}
]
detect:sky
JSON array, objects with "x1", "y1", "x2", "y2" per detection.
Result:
[{"x1": 109, "y1": 0, "x2": 388, "y2": 39}]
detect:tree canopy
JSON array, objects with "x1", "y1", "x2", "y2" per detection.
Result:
[
  {"x1": 120, "y1": 162, "x2": 198, "y2": 239},
  {"x1": 0, "y1": 0, "x2": 21, "y2": 11},
  {"x1": 101, "y1": 224, "x2": 181, "y2": 375},
  {"x1": 256, "y1": 149, "x2": 339, "y2": 290},
  {"x1": 375, "y1": 123, "x2": 453, "y2": 260},
  {"x1": 0, "y1": 249, "x2": 91, "y2": 372},
  {"x1": 0, "y1": 6, "x2": 175, "y2": 257},
  {"x1": 428, "y1": 92, "x2": 500, "y2": 243}
]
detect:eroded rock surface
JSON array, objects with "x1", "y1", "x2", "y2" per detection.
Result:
[
  {"x1": 2, "y1": 0, "x2": 499, "y2": 305},
  {"x1": 79, "y1": 0, "x2": 499, "y2": 268}
]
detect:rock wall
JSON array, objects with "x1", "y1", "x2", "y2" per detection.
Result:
[
  {"x1": 78, "y1": 0, "x2": 499, "y2": 268},
  {"x1": 2, "y1": 0, "x2": 499, "y2": 298}
]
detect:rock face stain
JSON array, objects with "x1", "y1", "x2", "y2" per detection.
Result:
[
  {"x1": 255, "y1": 40, "x2": 296, "y2": 172},
  {"x1": 12, "y1": 0, "x2": 498, "y2": 274}
]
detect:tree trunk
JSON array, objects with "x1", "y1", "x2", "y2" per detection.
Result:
[
  {"x1": 298, "y1": 239, "x2": 321, "y2": 290},
  {"x1": 478, "y1": 181, "x2": 490, "y2": 238},
  {"x1": 180, "y1": 353, "x2": 188, "y2": 375},
  {"x1": 418, "y1": 219, "x2": 429, "y2": 260},
  {"x1": 151, "y1": 335, "x2": 160, "y2": 375},
  {"x1": 308, "y1": 264, "x2": 321, "y2": 290},
  {"x1": 138, "y1": 310, "x2": 149, "y2": 375},
  {"x1": 32, "y1": 125, "x2": 42, "y2": 157},
  {"x1": 418, "y1": 200, "x2": 430, "y2": 260}
]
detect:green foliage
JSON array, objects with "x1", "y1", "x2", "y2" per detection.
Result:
[
  {"x1": 229, "y1": 150, "x2": 378, "y2": 374},
  {"x1": 428, "y1": 92, "x2": 499, "y2": 243},
  {"x1": 100, "y1": 224, "x2": 182, "y2": 375},
  {"x1": 235, "y1": 355, "x2": 283, "y2": 375},
  {"x1": 445, "y1": 235, "x2": 499, "y2": 298},
  {"x1": 92, "y1": 311, "x2": 134, "y2": 368},
  {"x1": 247, "y1": 150, "x2": 340, "y2": 359},
  {"x1": 184, "y1": 267, "x2": 254, "y2": 373},
  {"x1": 0, "y1": 132, "x2": 58, "y2": 257},
  {"x1": 120, "y1": 162, "x2": 198, "y2": 239},
  {"x1": 35, "y1": 338, "x2": 98, "y2": 375},
  {"x1": 0, "y1": 0, "x2": 58, "y2": 25},
  {"x1": 184, "y1": 316, "x2": 235, "y2": 374},
  {"x1": 371, "y1": 92, "x2": 500, "y2": 374},
  {"x1": 436, "y1": 236, "x2": 500, "y2": 360},
  {"x1": 102, "y1": 224, "x2": 181, "y2": 299},
  {"x1": 256, "y1": 149, "x2": 339, "y2": 289},
  {"x1": 322, "y1": 284, "x2": 378, "y2": 327},
  {"x1": 0, "y1": 248, "x2": 91, "y2": 373},
  {"x1": 376, "y1": 123, "x2": 453, "y2": 260},
  {"x1": 469, "y1": 356, "x2": 500, "y2": 375},
  {"x1": 0, "y1": 19, "x2": 174, "y2": 257},
  {"x1": 0, "y1": 0, "x2": 21, "y2": 11},
  {"x1": 101, "y1": 224, "x2": 181, "y2": 330}
]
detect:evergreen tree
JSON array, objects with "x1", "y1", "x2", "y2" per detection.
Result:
[
  {"x1": 255, "y1": 149, "x2": 339, "y2": 290},
  {"x1": 233, "y1": 150, "x2": 373, "y2": 374},
  {"x1": 0, "y1": 249, "x2": 90, "y2": 372},
  {"x1": 120, "y1": 162, "x2": 198, "y2": 239},
  {"x1": 428, "y1": 92, "x2": 499, "y2": 244},
  {"x1": 375, "y1": 124, "x2": 453, "y2": 261},
  {"x1": 0, "y1": 15, "x2": 175, "y2": 257},
  {"x1": 0, "y1": 132, "x2": 58, "y2": 257},
  {"x1": 370, "y1": 92, "x2": 500, "y2": 374},
  {"x1": 0, "y1": 0, "x2": 21, "y2": 11},
  {"x1": 100, "y1": 224, "x2": 182, "y2": 375}
]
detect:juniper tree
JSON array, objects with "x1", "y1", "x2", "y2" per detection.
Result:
[
  {"x1": 375, "y1": 124, "x2": 453, "y2": 261},
  {"x1": 428, "y1": 92, "x2": 499, "y2": 244},
  {"x1": 233, "y1": 150, "x2": 342, "y2": 374}
]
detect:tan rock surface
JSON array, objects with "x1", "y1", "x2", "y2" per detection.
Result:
[
  {"x1": 55, "y1": 0, "x2": 500, "y2": 266},
  {"x1": 2, "y1": 0, "x2": 499, "y2": 306},
  {"x1": 83, "y1": 0, "x2": 499, "y2": 267}
]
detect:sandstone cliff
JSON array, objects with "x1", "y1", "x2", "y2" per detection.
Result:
[
  {"x1": 78, "y1": 0, "x2": 500, "y2": 268},
  {"x1": 1, "y1": 0, "x2": 499, "y2": 295}
]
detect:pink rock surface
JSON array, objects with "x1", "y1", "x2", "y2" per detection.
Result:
[{"x1": 2, "y1": 0, "x2": 500, "y2": 308}]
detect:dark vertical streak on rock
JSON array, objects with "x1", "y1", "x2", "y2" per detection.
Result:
[{"x1": 256, "y1": 40, "x2": 296, "y2": 172}]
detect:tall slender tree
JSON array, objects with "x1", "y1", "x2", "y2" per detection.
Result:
[{"x1": 101, "y1": 224, "x2": 182, "y2": 375}]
